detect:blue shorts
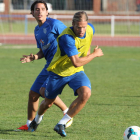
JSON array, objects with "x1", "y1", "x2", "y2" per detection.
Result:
[
  {"x1": 30, "y1": 66, "x2": 49, "y2": 94},
  {"x1": 41, "y1": 71, "x2": 91, "y2": 99}
]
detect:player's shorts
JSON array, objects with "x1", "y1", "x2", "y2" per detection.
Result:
[
  {"x1": 30, "y1": 66, "x2": 49, "y2": 94},
  {"x1": 41, "y1": 71, "x2": 91, "y2": 99}
]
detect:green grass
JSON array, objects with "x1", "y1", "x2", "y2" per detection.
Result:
[{"x1": 0, "y1": 45, "x2": 140, "y2": 140}]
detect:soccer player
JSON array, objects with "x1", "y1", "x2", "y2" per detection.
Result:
[
  {"x1": 28, "y1": 11, "x2": 104, "y2": 137},
  {"x1": 18, "y1": 0, "x2": 73, "y2": 131}
]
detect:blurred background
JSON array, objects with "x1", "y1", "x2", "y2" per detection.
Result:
[{"x1": 0, "y1": 0, "x2": 140, "y2": 46}]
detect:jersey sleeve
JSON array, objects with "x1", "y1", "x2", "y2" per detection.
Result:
[
  {"x1": 52, "y1": 19, "x2": 67, "y2": 35},
  {"x1": 59, "y1": 34, "x2": 79, "y2": 57},
  {"x1": 88, "y1": 23, "x2": 95, "y2": 35}
]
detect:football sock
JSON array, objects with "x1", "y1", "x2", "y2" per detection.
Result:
[
  {"x1": 35, "y1": 113, "x2": 44, "y2": 124},
  {"x1": 58, "y1": 114, "x2": 72, "y2": 125},
  {"x1": 63, "y1": 108, "x2": 69, "y2": 115},
  {"x1": 26, "y1": 120, "x2": 32, "y2": 127}
]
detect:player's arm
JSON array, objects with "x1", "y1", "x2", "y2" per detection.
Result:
[
  {"x1": 69, "y1": 46, "x2": 104, "y2": 67},
  {"x1": 33, "y1": 48, "x2": 44, "y2": 60},
  {"x1": 87, "y1": 47, "x2": 91, "y2": 55},
  {"x1": 59, "y1": 34, "x2": 103, "y2": 68},
  {"x1": 20, "y1": 48, "x2": 44, "y2": 63}
]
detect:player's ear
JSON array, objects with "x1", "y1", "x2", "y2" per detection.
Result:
[
  {"x1": 31, "y1": 10, "x2": 34, "y2": 17},
  {"x1": 47, "y1": 12, "x2": 49, "y2": 17}
]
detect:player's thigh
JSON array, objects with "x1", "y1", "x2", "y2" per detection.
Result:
[
  {"x1": 43, "y1": 74, "x2": 67, "y2": 99},
  {"x1": 39, "y1": 87, "x2": 46, "y2": 98},
  {"x1": 68, "y1": 71, "x2": 91, "y2": 96}
]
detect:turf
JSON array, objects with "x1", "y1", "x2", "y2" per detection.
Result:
[{"x1": 0, "y1": 45, "x2": 140, "y2": 140}]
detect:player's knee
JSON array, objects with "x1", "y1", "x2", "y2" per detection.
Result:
[
  {"x1": 79, "y1": 89, "x2": 91, "y2": 103},
  {"x1": 83, "y1": 90, "x2": 91, "y2": 101},
  {"x1": 44, "y1": 98, "x2": 54, "y2": 108},
  {"x1": 46, "y1": 102, "x2": 53, "y2": 108},
  {"x1": 29, "y1": 90, "x2": 40, "y2": 101}
]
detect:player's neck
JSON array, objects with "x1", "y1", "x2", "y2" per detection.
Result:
[{"x1": 37, "y1": 20, "x2": 46, "y2": 27}]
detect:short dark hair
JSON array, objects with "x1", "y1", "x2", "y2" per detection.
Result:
[{"x1": 30, "y1": 0, "x2": 48, "y2": 13}]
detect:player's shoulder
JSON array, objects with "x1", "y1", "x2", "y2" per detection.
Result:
[
  {"x1": 61, "y1": 34, "x2": 74, "y2": 40},
  {"x1": 60, "y1": 34, "x2": 75, "y2": 45},
  {"x1": 47, "y1": 17, "x2": 63, "y2": 25},
  {"x1": 88, "y1": 23, "x2": 95, "y2": 34}
]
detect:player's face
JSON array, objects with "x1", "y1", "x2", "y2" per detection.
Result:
[
  {"x1": 72, "y1": 21, "x2": 87, "y2": 37},
  {"x1": 33, "y1": 3, "x2": 48, "y2": 25}
]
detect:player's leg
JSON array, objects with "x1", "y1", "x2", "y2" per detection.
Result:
[
  {"x1": 17, "y1": 68, "x2": 49, "y2": 130},
  {"x1": 28, "y1": 95, "x2": 56, "y2": 132},
  {"x1": 67, "y1": 86, "x2": 91, "y2": 117},
  {"x1": 40, "y1": 86, "x2": 73, "y2": 128},
  {"x1": 54, "y1": 96, "x2": 68, "y2": 113},
  {"x1": 54, "y1": 86, "x2": 91, "y2": 136},
  {"x1": 53, "y1": 96, "x2": 74, "y2": 128},
  {"x1": 40, "y1": 82, "x2": 70, "y2": 115},
  {"x1": 28, "y1": 74, "x2": 68, "y2": 134},
  {"x1": 54, "y1": 71, "x2": 91, "y2": 137},
  {"x1": 40, "y1": 87, "x2": 68, "y2": 113},
  {"x1": 28, "y1": 97, "x2": 56, "y2": 132},
  {"x1": 66, "y1": 71, "x2": 91, "y2": 117},
  {"x1": 28, "y1": 74, "x2": 73, "y2": 132},
  {"x1": 28, "y1": 90, "x2": 40, "y2": 121},
  {"x1": 17, "y1": 90, "x2": 40, "y2": 131}
]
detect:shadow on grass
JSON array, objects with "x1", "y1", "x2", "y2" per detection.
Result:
[
  {"x1": 0, "y1": 129, "x2": 54, "y2": 138},
  {"x1": 0, "y1": 129, "x2": 36, "y2": 136},
  {"x1": 0, "y1": 129, "x2": 15, "y2": 135}
]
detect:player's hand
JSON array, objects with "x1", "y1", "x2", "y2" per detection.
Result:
[
  {"x1": 93, "y1": 45, "x2": 104, "y2": 57},
  {"x1": 20, "y1": 53, "x2": 35, "y2": 63}
]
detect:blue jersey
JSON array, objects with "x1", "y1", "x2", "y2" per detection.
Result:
[{"x1": 34, "y1": 17, "x2": 67, "y2": 68}]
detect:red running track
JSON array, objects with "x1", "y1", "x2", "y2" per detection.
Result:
[{"x1": 0, "y1": 35, "x2": 140, "y2": 47}]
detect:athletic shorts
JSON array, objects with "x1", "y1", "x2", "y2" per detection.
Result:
[
  {"x1": 30, "y1": 66, "x2": 49, "y2": 94},
  {"x1": 41, "y1": 71, "x2": 91, "y2": 99}
]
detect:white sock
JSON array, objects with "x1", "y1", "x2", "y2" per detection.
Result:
[
  {"x1": 35, "y1": 113, "x2": 44, "y2": 124},
  {"x1": 58, "y1": 114, "x2": 72, "y2": 125},
  {"x1": 63, "y1": 108, "x2": 69, "y2": 115},
  {"x1": 26, "y1": 120, "x2": 32, "y2": 127}
]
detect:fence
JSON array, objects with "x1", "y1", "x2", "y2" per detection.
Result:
[
  {"x1": 0, "y1": 14, "x2": 140, "y2": 36},
  {"x1": 0, "y1": 14, "x2": 140, "y2": 46}
]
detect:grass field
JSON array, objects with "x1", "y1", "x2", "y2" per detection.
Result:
[{"x1": 0, "y1": 45, "x2": 140, "y2": 140}]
